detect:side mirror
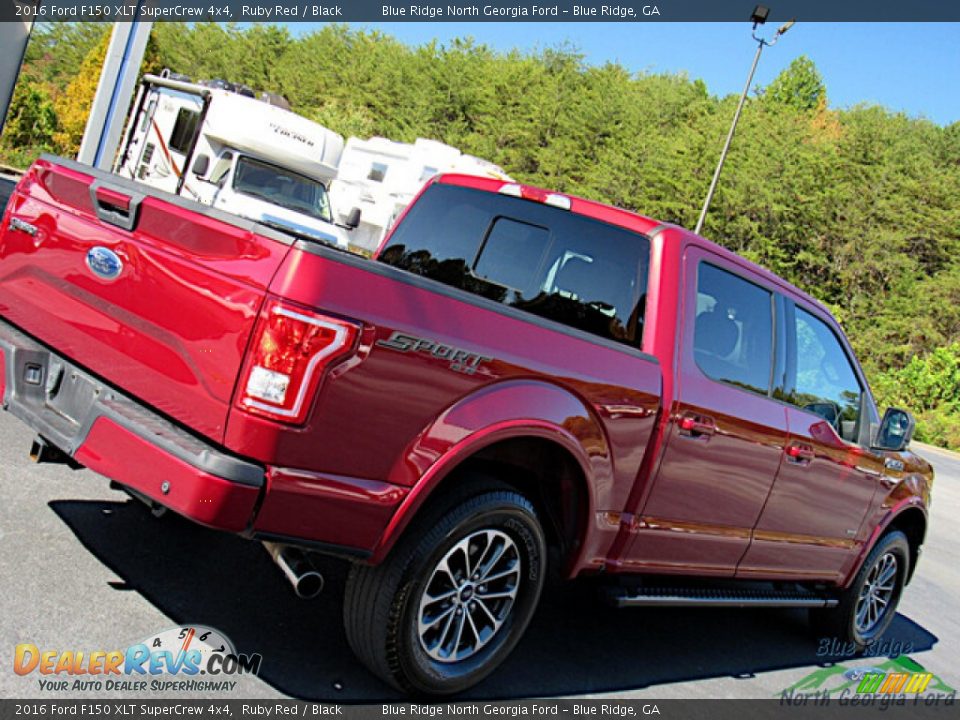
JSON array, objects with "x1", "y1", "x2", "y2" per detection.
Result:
[
  {"x1": 873, "y1": 407, "x2": 915, "y2": 452},
  {"x1": 344, "y1": 207, "x2": 361, "y2": 230},
  {"x1": 191, "y1": 154, "x2": 210, "y2": 177}
]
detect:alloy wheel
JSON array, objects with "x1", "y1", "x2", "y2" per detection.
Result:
[
  {"x1": 855, "y1": 551, "x2": 898, "y2": 634},
  {"x1": 416, "y1": 529, "x2": 521, "y2": 663}
]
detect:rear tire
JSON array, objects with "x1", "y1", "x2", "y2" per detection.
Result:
[
  {"x1": 810, "y1": 530, "x2": 910, "y2": 651},
  {"x1": 343, "y1": 487, "x2": 547, "y2": 696}
]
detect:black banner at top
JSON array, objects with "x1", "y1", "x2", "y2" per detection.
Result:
[{"x1": 6, "y1": 0, "x2": 960, "y2": 23}]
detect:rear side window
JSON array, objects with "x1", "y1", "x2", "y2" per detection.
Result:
[
  {"x1": 379, "y1": 184, "x2": 650, "y2": 347},
  {"x1": 694, "y1": 262, "x2": 774, "y2": 395}
]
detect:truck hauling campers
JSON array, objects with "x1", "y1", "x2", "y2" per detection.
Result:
[
  {"x1": 115, "y1": 72, "x2": 358, "y2": 249},
  {"x1": 0, "y1": 161, "x2": 932, "y2": 696}
]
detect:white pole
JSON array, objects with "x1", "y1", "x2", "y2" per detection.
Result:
[
  {"x1": 0, "y1": 18, "x2": 34, "y2": 137},
  {"x1": 694, "y1": 39, "x2": 764, "y2": 236},
  {"x1": 77, "y1": 12, "x2": 153, "y2": 169}
]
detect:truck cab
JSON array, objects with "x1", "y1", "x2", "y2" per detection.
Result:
[
  {"x1": 114, "y1": 72, "x2": 355, "y2": 249},
  {"x1": 194, "y1": 150, "x2": 350, "y2": 249}
]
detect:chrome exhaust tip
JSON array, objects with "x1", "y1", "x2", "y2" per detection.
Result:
[{"x1": 263, "y1": 541, "x2": 324, "y2": 599}]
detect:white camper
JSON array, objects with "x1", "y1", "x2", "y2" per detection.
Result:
[
  {"x1": 329, "y1": 137, "x2": 511, "y2": 252},
  {"x1": 115, "y1": 73, "x2": 357, "y2": 249}
]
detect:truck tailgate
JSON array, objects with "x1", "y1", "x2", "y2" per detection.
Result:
[{"x1": 0, "y1": 156, "x2": 292, "y2": 443}]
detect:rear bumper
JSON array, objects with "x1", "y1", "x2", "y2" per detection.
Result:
[{"x1": 0, "y1": 318, "x2": 262, "y2": 532}]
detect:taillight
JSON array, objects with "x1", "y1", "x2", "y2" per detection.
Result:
[{"x1": 237, "y1": 299, "x2": 359, "y2": 424}]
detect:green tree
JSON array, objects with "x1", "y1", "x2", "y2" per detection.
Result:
[
  {"x1": 875, "y1": 344, "x2": 960, "y2": 448},
  {"x1": 765, "y1": 56, "x2": 826, "y2": 111},
  {"x1": 0, "y1": 73, "x2": 58, "y2": 167},
  {"x1": 51, "y1": 31, "x2": 109, "y2": 156}
]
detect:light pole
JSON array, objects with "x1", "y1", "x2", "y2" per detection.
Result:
[{"x1": 694, "y1": 6, "x2": 795, "y2": 235}]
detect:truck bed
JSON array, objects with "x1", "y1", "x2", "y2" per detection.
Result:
[{"x1": 1, "y1": 157, "x2": 663, "y2": 566}]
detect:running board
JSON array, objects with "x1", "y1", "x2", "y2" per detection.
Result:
[{"x1": 604, "y1": 586, "x2": 839, "y2": 608}]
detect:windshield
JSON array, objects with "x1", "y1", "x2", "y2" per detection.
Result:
[{"x1": 232, "y1": 155, "x2": 332, "y2": 223}]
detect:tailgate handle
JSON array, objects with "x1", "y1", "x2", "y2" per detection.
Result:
[{"x1": 89, "y1": 181, "x2": 144, "y2": 232}]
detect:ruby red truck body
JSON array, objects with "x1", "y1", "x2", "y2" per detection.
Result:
[{"x1": 0, "y1": 156, "x2": 930, "y2": 593}]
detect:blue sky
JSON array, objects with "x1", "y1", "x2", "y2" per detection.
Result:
[{"x1": 314, "y1": 22, "x2": 959, "y2": 126}]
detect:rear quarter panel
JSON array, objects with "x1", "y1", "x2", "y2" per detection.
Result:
[{"x1": 227, "y1": 245, "x2": 662, "y2": 570}]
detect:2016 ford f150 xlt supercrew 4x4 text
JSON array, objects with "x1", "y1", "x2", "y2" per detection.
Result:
[{"x1": 0, "y1": 156, "x2": 932, "y2": 695}]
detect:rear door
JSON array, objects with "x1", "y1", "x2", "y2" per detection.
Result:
[
  {"x1": 737, "y1": 299, "x2": 883, "y2": 582},
  {"x1": 627, "y1": 247, "x2": 789, "y2": 576}
]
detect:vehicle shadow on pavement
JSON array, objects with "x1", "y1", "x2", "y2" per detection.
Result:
[{"x1": 51, "y1": 498, "x2": 939, "y2": 701}]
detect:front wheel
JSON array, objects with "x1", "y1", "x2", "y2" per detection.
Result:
[
  {"x1": 810, "y1": 530, "x2": 910, "y2": 650},
  {"x1": 343, "y1": 488, "x2": 547, "y2": 696}
]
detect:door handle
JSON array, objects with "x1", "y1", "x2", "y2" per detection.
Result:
[
  {"x1": 786, "y1": 442, "x2": 815, "y2": 465},
  {"x1": 678, "y1": 413, "x2": 716, "y2": 438}
]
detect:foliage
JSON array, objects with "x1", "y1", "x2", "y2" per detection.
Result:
[
  {"x1": 1, "y1": 71, "x2": 58, "y2": 164},
  {"x1": 2, "y1": 23, "x2": 958, "y2": 448},
  {"x1": 22, "y1": 23, "x2": 109, "y2": 93},
  {"x1": 50, "y1": 32, "x2": 110, "y2": 156},
  {"x1": 874, "y1": 345, "x2": 960, "y2": 448},
  {"x1": 764, "y1": 56, "x2": 826, "y2": 111}
]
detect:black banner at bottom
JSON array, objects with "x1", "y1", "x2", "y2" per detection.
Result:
[{"x1": 0, "y1": 699, "x2": 958, "y2": 720}]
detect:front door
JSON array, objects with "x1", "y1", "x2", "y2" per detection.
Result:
[
  {"x1": 738, "y1": 300, "x2": 883, "y2": 583},
  {"x1": 624, "y1": 248, "x2": 788, "y2": 576}
]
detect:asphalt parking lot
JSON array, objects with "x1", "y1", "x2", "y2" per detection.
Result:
[{"x1": 0, "y1": 399, "x2": 957, "y2": 700}]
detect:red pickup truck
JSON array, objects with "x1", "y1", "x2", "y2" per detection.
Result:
[{"x1": 0, "y1": 156, "x2": 932, "y2": 695}]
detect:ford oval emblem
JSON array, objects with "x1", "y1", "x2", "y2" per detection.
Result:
[{"x1": 85, "y1": 246, "x2": 123, "y2": 281}]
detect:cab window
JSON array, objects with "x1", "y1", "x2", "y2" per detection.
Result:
[
  {"x1": 694, "y1": 262, "x2": 774, "y2": 395},
  {"x1": 786, "y1": 306, "x2": 863, "y2": 443},
  {"x1": 379, "y1": 183, "x2": 649, "y2": 348}
]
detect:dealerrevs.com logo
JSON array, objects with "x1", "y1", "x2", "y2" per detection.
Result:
[{"x1": 14, "y1": 626, "x2": 262, "y2": 693}]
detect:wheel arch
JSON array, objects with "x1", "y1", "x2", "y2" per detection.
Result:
[
  {"x1": 370, "y1": 426, "x2": 597, "y2": 573},
  {"x1": 845, "y1": 499, "x2": 927, "y2": 588},
  {"x1": 886, "y1": 506, "x2": 926, "y2": 584}
]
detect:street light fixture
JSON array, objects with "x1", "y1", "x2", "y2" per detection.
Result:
[
  {"x1": 750, "y1": 4, "x2": 770, "y2": 26},
  {"x1": 694, "y1": 6, "x2": 795, "y2": 235}
]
